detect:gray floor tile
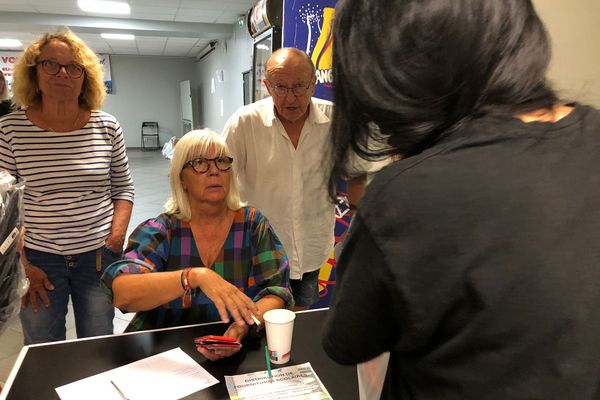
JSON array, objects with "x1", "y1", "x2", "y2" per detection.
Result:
[
  {"x1": 0, "y1": 354, "x2": 22, "y2": 386},
  {"x1": 0, "y1": 327, "x2": 23, "y2": 360}
]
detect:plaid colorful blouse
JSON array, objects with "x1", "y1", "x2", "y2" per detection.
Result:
[{"x1": 101, "y1": 207, "x2": 293, "y2": 331}]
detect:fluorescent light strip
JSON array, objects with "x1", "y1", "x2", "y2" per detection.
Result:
[
  {"x1": 0, "y1": 39, "x2": 22, "y2": 48},
  {"x1": 78, "y1": 0, "x2": 131, "y2": 15},
  {"x1": 101, "y1": 33, "x2": 135, "y2": 40}
]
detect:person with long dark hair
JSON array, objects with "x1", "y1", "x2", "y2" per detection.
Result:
[{"x1": 322, "y1": 1, "x2": 600, "y2": 399}]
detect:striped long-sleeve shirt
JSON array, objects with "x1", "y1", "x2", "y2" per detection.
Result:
[{"x1": 0, "y1": 109, "x2": 134, "y2": 255}]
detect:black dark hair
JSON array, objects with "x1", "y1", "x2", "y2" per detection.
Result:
[{"x1": 328, "y1": 0, "x2": 557, "y2": 199}]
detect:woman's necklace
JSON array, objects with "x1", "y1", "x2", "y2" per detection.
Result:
[{"x1": 46, "y1": 108, "x2": 82, "y2": 132}]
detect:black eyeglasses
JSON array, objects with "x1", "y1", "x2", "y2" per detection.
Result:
[
  {"x1": 37, "y1": 60, "x2": 85, "y2": 78},
  {"x1": 184, "y1": 156, "x2": 233, "y2": 174},
  {"x1": 268, "y1": 81, "x2": 311, "y2": 97}
]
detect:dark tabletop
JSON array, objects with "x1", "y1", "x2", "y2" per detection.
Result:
[{"x1": 3, "y1": 308, "x2": 357, "y2": 399}]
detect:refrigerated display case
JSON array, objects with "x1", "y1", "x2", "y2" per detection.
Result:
[
  {"x1": 247, "y1": 0, "x2": 282, "y2": 102},
  {"x1": 252, "y1": 27, "x2": 281, "y2": 102}
]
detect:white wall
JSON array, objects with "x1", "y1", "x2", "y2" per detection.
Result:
[
  {"x1": 103, "y1": 55, "x2": 197, "y2": 148},
  {"x1": 194, "y1": 22, "x2": 253, "y2": 132},
  {"x1": 534, "y1": 0, "x2": 600, "y2": 107}
]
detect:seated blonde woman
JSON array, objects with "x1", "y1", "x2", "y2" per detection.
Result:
[{"x1": 102, "y1": 129, "x2": 293, "y2": 360}]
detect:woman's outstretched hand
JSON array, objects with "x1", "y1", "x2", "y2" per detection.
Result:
[{"x1": 192, "y1": 267, "x2": 260, "y2": 326}]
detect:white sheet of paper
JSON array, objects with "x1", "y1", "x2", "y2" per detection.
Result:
[
  {"x1": 225, "y1": 362, "x2": 332, "y2": 400},
  {"x1": 55, "y1": 347, "x2": 219, "y2": 400}
]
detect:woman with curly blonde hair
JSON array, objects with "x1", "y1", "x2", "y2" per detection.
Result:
[
  {"x1": 11, "y1": 30, "x2": 106, "y2": 110},
  {"x1": 0, "y1": 30, "x2": 134, "y2": 344}
]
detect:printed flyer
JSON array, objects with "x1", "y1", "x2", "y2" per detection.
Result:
[{"x1": 225, "y1": 362, "x2": 332, "y2": 400}]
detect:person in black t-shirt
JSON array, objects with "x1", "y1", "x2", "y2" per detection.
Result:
[
  {"x1": 0, "y1": 70, "x2": 12, "y2": 117},
  {"x1": 322, "y1": 1, "x2": 600, "y2": 399}
]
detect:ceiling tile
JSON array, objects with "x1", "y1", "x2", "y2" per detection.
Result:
[
  {"x1": 161, "y1": 48, "x2": 192, "y2": 57},
  {"x1": 0, "y1": 0, "x2": 242, "y2": 56},
  {"x1": 176, "y1": 8, "x2": 223, "y2": 17},
  {"x1": 216, "y1": 15, "x2": 239, "y2": 24},
  {"x1": 166, "y1": 37, "x2": 202, "y2": 46},
  {"x1": 140, "y1": 49, "x2": 164, "y2": 56},
  {"x1": 129, "y1": 5, "x2": 179, "y2": 15},
  {"x1": 136, "y1": 36, "x2": 167, "y2": 46},
  {"x1": 131, "y1": 13, "x2": 177, "y2": 21},
  {"x1": 178, "y1": 0, "x2": 221, "y2": 9},
  {"x1": 112, "y1": 49, "x2": 139, "y2": 55},
  {"x1": 33, "y1": 6, "x2": 85, "y2": 15},
  {"x1": 128, "y1": 0, "x2": 174, "y2": 6},
  {"x1": 0, "y1": 4, "x2": 37, "y2": 12}
]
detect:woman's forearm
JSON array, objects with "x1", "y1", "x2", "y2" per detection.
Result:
[
  {"x1": 112, "y1": 269, "x2": 284, "y2": 318},
  {"x1": 107, "y1": 199, "x2": 133, "y2": 251},
  {"x1": 254, "y1": 294, "x2": 286, "y2": 324},
  {"x1": 112, "y1": 270, "x2": 184, "y2": 311},
  {"x1": 225, "y1": 294, "x2": 286, "y2": 342}
]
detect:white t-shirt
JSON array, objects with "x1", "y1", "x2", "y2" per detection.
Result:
[{"x1": 223, "y1": 97, "x2": 334, "y2": 279}]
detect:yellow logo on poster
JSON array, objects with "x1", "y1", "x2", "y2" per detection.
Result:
[{"x1": 311, "y1": 7, "x2": 334, "y2": 85}]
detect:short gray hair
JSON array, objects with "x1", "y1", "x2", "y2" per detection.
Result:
[{"x1": 164, "y1": 129, "x2": 244, "y2": 220}]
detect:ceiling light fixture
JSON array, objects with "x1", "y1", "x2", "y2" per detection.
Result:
[
  {"x1": 0, "y1": 39, "x2": 23, "y2": 48},
  {"x1": 78, "y1": 0, "x2": 131, "y2": 15},
  {"x1": 101, "y1": 33, "x2": 135, "y2": 40}
]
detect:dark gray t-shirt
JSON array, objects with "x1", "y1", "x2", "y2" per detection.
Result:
[{"x1": 322, "y1": 105, "x2": 600, "y2": 400}]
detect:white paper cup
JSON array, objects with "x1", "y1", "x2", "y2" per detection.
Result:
[{"x1": 263, "y1": 309, "x2": 296, "y2": 364}]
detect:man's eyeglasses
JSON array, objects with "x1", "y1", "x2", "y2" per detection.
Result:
[
  {"x1": 268, "y1": 81, "x2": 311, "y2": 97},
  {"x1": 184, "y1": 156, "x2": 233, "y2": 174},
  {"x1": 37, "y1": 60, "x2": 85, "y2": 79}
]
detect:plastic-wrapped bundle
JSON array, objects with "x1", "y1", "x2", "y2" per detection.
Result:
[
  {"x1": 0, "y1": 170, "x2": 28, "y2": 335},
  {"x1": 161, "y1": 136, "x2": 178, "y2": 160}
]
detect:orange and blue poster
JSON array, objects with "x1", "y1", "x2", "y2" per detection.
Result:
[
  {"x1": 283, "y1": 0, "x2": 336, "y2": 102},
  {"x1": 283, "y1": 0, "x2": 341, "y2": 307},
  {"x1": 312, "y1": 187, "x2": 352, "y2": 309}
]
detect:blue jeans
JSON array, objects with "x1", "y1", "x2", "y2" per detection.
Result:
[
  {"x1": 290, "y1": 269, "x2": 320, "y2": 308},
  {"x1": 20, "y1": 247, "x2": 120, "y2": 344}
]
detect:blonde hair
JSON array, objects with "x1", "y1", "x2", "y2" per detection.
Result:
[
  {"x1": 12, "y1": 30, "x2": 106, "y2": 109},
  {"x1": 165, "y1": 129, "x2": 244, "y2": 220},
  {"x1": 0, "y1": 70, "x2": 10, "y2": 101}
]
